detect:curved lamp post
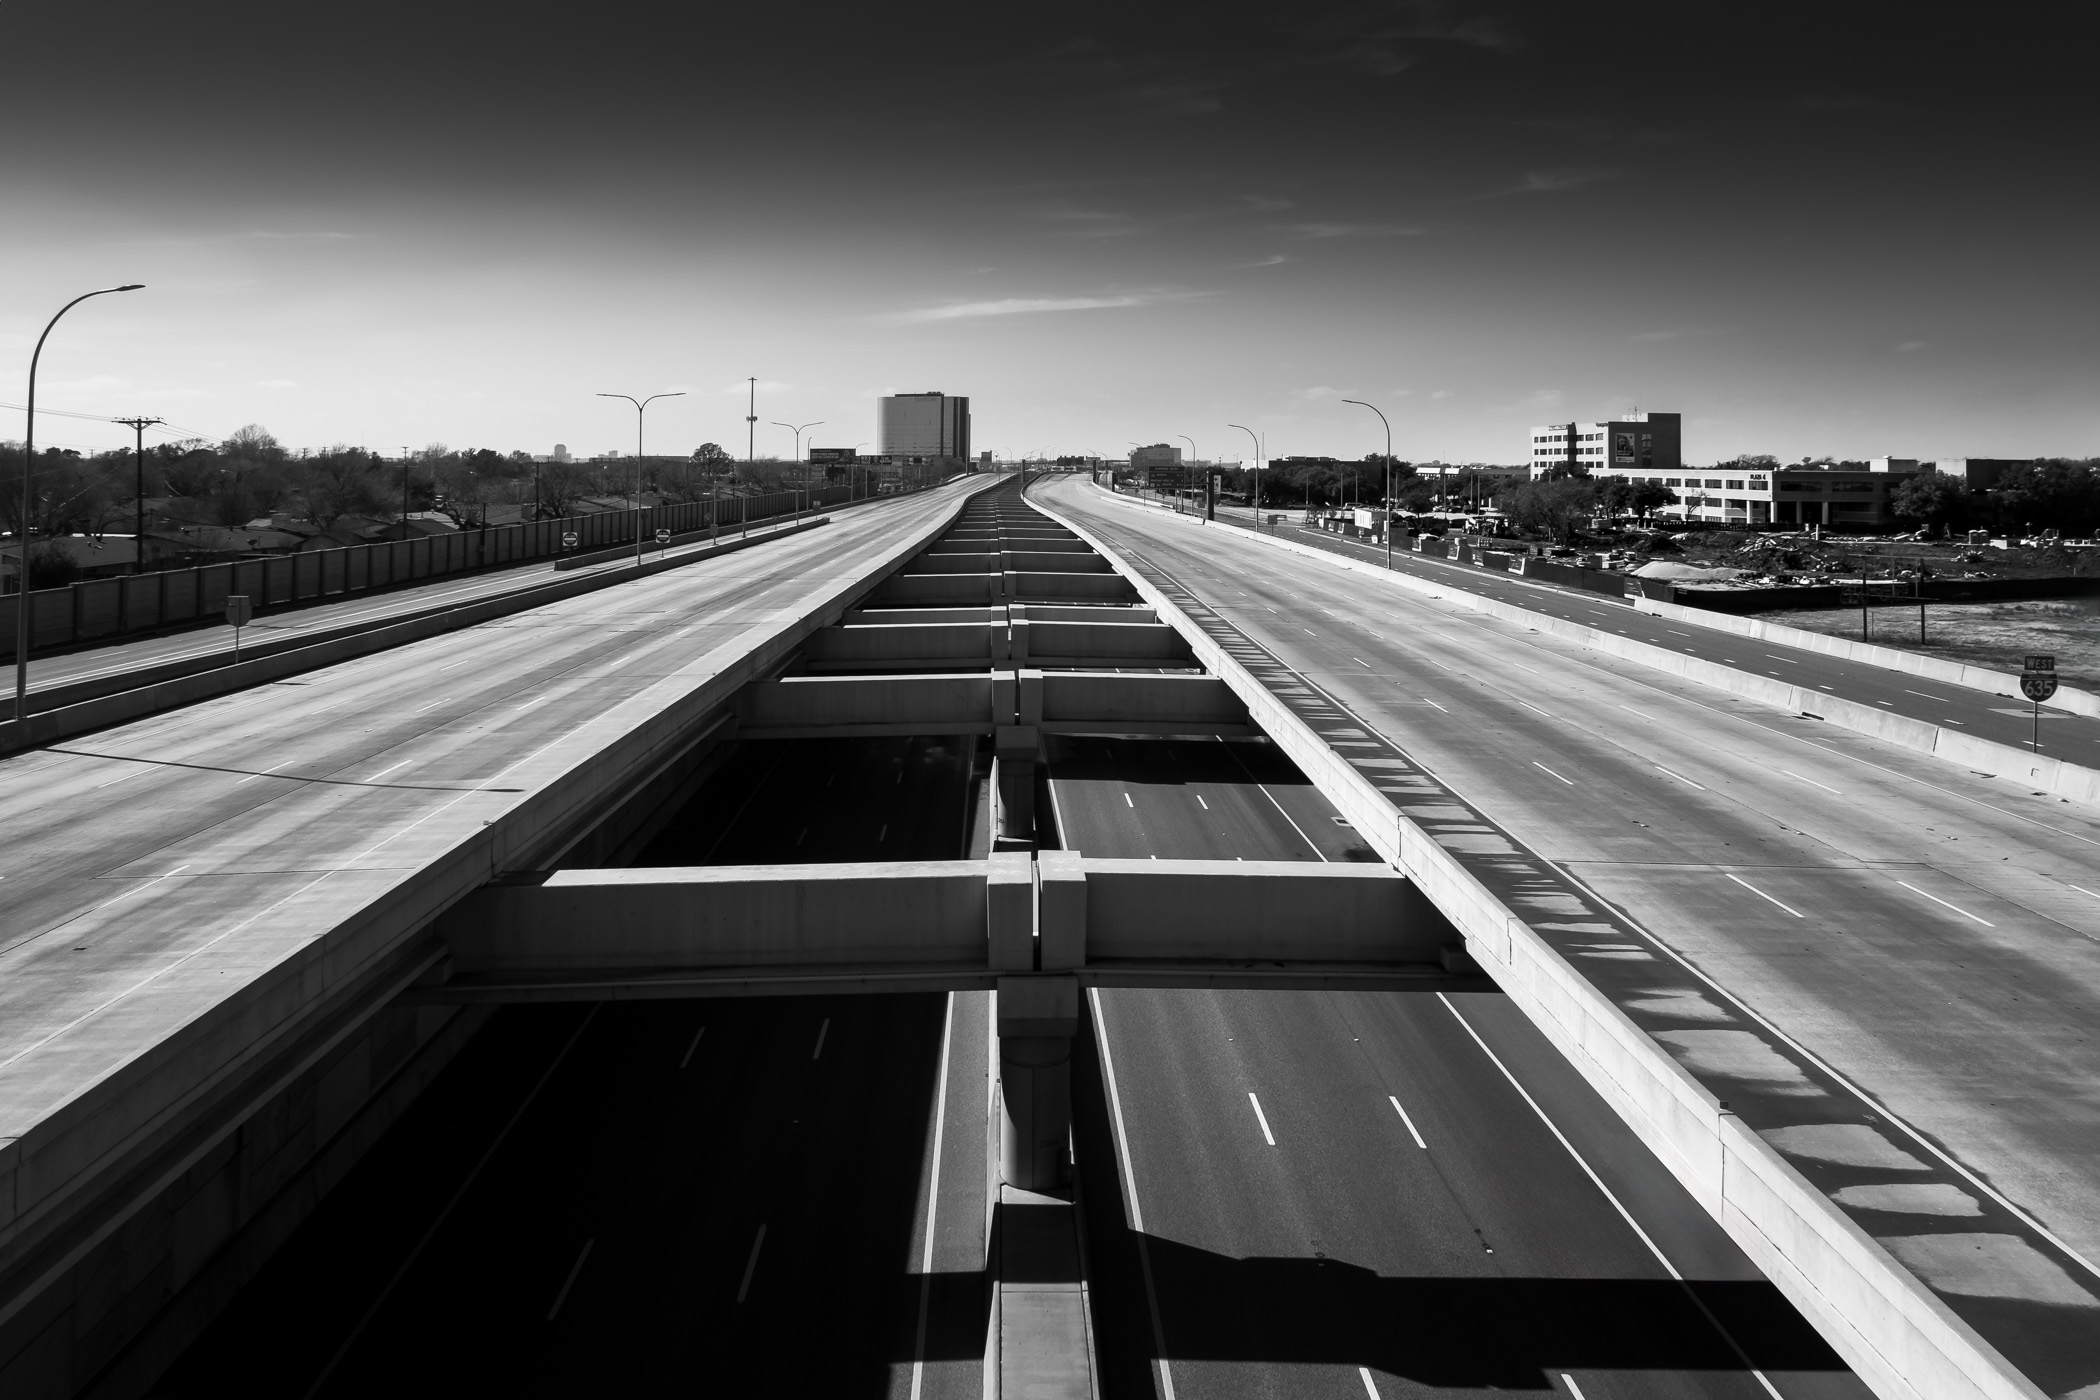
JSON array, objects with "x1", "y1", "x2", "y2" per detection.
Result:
[
  {"x1": 772, "y1": 420, "x2": 822, "y2": 521},
  {"x1": 599, "y1": 391, "x2": 685, "y2": 568},
  {"x1": 15, "y1": 283, "x2": 144, "y2": 723},
  {"x1": 1341, "y1": 399, "x2": 1393, "y2": 570},
  {"x1": 1228, "y1": 423, "x2": 1263, "y2": 528}
]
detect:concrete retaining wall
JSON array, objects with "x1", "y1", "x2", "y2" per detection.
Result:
[
  {"x1": 1047, "y1": 485, "x2": 2054, "y2": 1400},
  {"x1": 1080, "y1": 859, "x2": 1441, "y2": 962}
]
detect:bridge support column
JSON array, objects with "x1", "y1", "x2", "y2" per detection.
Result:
[
  {"x1": 991, "y1": 723, "x2": 1038, "y2": 850},
  {"x1": 997, "y1": 975, "x2": 1079, "y2": 1190}
]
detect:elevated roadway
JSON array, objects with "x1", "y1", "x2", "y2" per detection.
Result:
[
  {"x1": 1041, "y1": 475, "x2": 2100, "y2": 1398},
  {"x1": 0, "y1": 478, "x2": 999, "y2": 1395}
]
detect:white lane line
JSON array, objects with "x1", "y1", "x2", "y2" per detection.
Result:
[
  {"x1": 1421, "y1": 697, "x2": 1448, "y2": 712},
  {"x1": 1668, "y1": 629, "x2": 1691, "y2": 636},
  {"x1": 1727, "y1": 873, "x2": 1805, "y2": 918},
  {"x1": 299, "y1": 1006, "x2": 600, "y2": 1399},
  {"x1": 1303, "y1": 628, "x2": 1317, "y2": 635},
  {"x1": 1360, "y1": 1367, "x2": 1383, "y2": 1399},
  {"x1": 1904, "y1": 689, "x2": 1948, "y2": 702},
  {"x1": 1388, "y1": 1095, "x2": 1427, "y2": 1149},
  {"x1": 514, "y1": 695, "x2": 550, "y2": 711},
  {"x1": 1560, "y1": 1375, "x2": 1589, "y2": 1400},
  {"x1": 93, "y1": 764, "x2": 151, "y2": 790},
  {"x1": 546, "y1": 1239, "x2": 594, "y2": 1321},
  {"x1": 679, "y1": 1025, "x2": 706, "y2": 1069},
  {"x1": 1766, "y1": 655, "x2": 1798, "y2": 664},
  {"x1": 1123, "y1": 792, "x2": 1134, "y2": 808},
  {"x1": 411, "y1": 695, "x2": 454, "y2": 713},
  {"x1": 1616, "y1": 705, "x2": 1652, "y2": 721},
  {"x1": 1248, "y1": 1092, "x2": 1276, "y2": 1146},
  {"x1": 1653, "y1": 764, "x2": 1707, "y2": 792},
  {"x1": 365, "y1": 759, "x2": 412, "y2": 784},
  {"x1": 1513, "y1": 663, "x2": 1539, "y2": 674},
  {"x1": 1519, "y1": 700, "x2": 1555, "y2": 718},
  {"x1": 1533, "y1": 761, "x2": 1574, "y2": 785},
  {"x1": 735, "y1": 1223, "x2": 767, "y2": 1303},
  {"x1": 1353, "y1": 657, "x2": 1371, "y2": 668},
  {"x1": 1437, "y1": 995, "x2": 1784, "y2": 1399},
  {"x1": 812, "y1": 1017, "x2": 830, "y2": 1058},
  {"x1": 1196, "y1": 794, "x2": 1210, "y2": 810},
  {"x1": 236, "y1": 759, "x2": 297, "y2": 785},
  {"x1": 1781, "y1": 769, "x2": 1839, "y2": 794},
  {"x1": 1897, "y1": 880, "x2": 1996, "y2": 927},
  {"x1": 1090, "y1": 989, "x2": 1178, "y2": 1400},
  {"x1": 909, "y1": 993, "x2": 958, "y2": 1400},
  {"x1": 2070, "y1": 884, "x2": 2100, "y2": 901}
]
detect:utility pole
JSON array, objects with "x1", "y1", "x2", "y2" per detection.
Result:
[
  {"x1": 400, "y1": 447, "x2": 414, "y2": 530},
  {"x1": 745, "y1": 377, "x2": 757, "y2": 463},
  {"x1": 112, "y1": 416, "x2": 164, "y2": 575}
]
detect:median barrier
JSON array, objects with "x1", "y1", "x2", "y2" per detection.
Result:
[{"x1": 1041, "y1": 485, "x2": 2057, "y2": 1400}]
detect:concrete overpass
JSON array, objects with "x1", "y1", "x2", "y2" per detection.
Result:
[{"x1": 1, "y1": 470, "x2": 2091, "y2": 1398}]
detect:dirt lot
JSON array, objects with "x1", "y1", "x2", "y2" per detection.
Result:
[
  {"x1": 1617, "y1": 529, "x2": 2100, "y2": 585},
  {"x1": 1760, "y1": 596, "x2": 2100, "y2": 693}
]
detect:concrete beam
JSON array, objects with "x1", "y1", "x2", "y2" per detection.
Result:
[{"x1": 736, "y1": 670, "x2": 1249, "y2": 738}]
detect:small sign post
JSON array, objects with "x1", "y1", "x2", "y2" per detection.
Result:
[
  {"x1": 561, "y1": 531, "x2": 579, "y2": 553},
  {"x1": 225, "y1": 595, "x2": 252, "y2": 662},
  {"x1": 655, "y1": 527, "x2": 671, "y2": 549},
  {"x1": 2021, "y1": 655, "x2": 2057, "y2": 753}
]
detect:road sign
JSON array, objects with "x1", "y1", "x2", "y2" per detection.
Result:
[
  {"x1": 655, "y1": 528, "x2": 671, "y2": 546},
  {"x1": 561, "y1": 531, "x2": 579, "y2": 550},
  {"x1": 2022, "y1": 671, "x2": 2059, "y2": 703},
  {"x1": 224, "y1": 596, "x2": 252, "y2": 629},
  {"x1": 2026, "y1": 654, "x2": 2055, "y2": 673}
]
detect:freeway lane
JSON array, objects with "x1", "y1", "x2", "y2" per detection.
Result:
[
  {"x1": 1048, "y1": 737, "x2": 1857, "y2": 1399},
  {"x1": 0, "y1": 480, "x2": 992, "y2": 1316},
  {"x1": 1041, "y1": 477, "x2": 2100, "y2": 1394},
  {"x1": 1134, "y1": 492, "x2": 2098, "y2": 764}
]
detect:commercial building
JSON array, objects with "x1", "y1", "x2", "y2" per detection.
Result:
[
  {"x1": 1528, "y1": 411, "x2": 1681, "y2": 479},
  {"x1": 877, "y1": 392, "x2": 971, "y2": 464},
  {"x1": 1589, "y1": 458, "x2": 1928, "y2": 529}
]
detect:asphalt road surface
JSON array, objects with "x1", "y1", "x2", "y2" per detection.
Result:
[{"x1": 1047, "y1": 735, "x2": 1860, "y2": 1400}]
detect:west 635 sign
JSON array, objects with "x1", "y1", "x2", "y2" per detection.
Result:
[{"x1": 2022, "y1": 655, "x2": 2058, "y2": 704}]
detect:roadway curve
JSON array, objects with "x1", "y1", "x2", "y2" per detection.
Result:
[{"x1": 1039, "y1": 475, "x2": 2100, "y2": 1396}]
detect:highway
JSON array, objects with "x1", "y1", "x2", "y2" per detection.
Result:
[
  {"x1": 1140, "y1": 491, "x2": 2098, "y2": 761},
  {"x1": 1041, "y1": 476, "x2": 2100, "y2": 1394},
  {"x1": 12, "y1": 512, "x2": 812, "y2": 703},
  {"x1": 0, "y1": 478, "x2": 992, "y2": 1355},
  {"x1": 1046, "y1": 735, "x2": 1856, "y2": 1400}
]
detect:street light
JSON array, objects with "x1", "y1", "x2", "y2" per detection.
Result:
[
  {"x1": 15, "y1": 283, "x2": 143, "y2": 724},
  {"x1": 598, "y1": 391, "x2": 685, "y2": 568},
  {"x1": 771, "y1": 420, "x2": 822, "y2": 521},
  {"x1": 1178, "y1": 435, "x2": 1198, "y2": 515},
  {"x1": 1228, "y1": 424, "x2": 1262, "y2": 529},
  {"x1": 1341, "y1": 399, "x2": 1394, "y2": 571}
]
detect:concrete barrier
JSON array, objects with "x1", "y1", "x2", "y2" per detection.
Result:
[
  {"x1": 1047, "y1": 485, "x2": 2060, "y2": 1400},
  {"x1": 738, "y1": 673, "x2": 996, "y2": 734},
  {"x1": 1079, "y1": 859, "x2": 1443, "y2": 962},
  {"x1": 1037, "y1": 672, "x2": 1248, "y2": 733}
]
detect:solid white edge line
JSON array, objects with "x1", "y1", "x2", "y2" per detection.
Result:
[
  {"x1": 1435, "y1": 994, "x2": 1784, "y2": 1400},
  {"x1": 1780, "y1": 769, "x2": 1840, "y2": 794},
  {"x1": 1653, "y1": 764, "x2": 1707, "y2": 791},
  {"x1": 1089, "y1": 987, "x2": 1176, "y2": 1400},
  {"x1": 1388, "y1": 1095, "x2": 1428, "y2": 1149},
  {"x1": 1725, "y1": 872, "x2": 1805, "y2": 919},
  {"x1": 1360, "y1": 1365, "x2": 1383, "y2": 1398},
  {"x1": 1896, "y1": 879, "x2": 1996, "y2": 927},
  {"x1": 1533, "y1": 761, "x2": 1574, "y2": 785},
  {"x1": 1560, "y1": 1373, "x2": 1588, "y2": 1400},
  {"x1": 1422, "y1": 697, "x2": 1448, "y2": 712},
  {"x1": 1248, "y1": 1091, "x2": 1276, "y2": 1146},
  {"x1": 909, "y1": 991, "x2": 957, "y2": 1400}
]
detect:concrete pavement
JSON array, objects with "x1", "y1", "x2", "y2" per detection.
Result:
[{"x1": 1043, "y1": 476, "x2": 2100, "y2": 1398}]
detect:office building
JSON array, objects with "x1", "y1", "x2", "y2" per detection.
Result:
[
  {"x1": 878, "y1": 392, "x2": 971, "y2": 463},
  {"x1": 1528, "y1": 411, "x2": 1681, "y2": 479},
  {"x1": 1585, "y1": 458, "x2": 1928, "y2": 528}
]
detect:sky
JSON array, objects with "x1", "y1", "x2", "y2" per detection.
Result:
[{"x1": 2, "y1": 0, "x2": 2095, "y2": 467}]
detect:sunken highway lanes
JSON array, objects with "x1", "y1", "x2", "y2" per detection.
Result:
[{"x1": 1048, "y1": 734, "x2": 1860, "y2": 1400}]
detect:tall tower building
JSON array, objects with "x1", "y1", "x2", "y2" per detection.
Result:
[{"x1": 878, "y1": 392, "x2": 971, "y2": 462}]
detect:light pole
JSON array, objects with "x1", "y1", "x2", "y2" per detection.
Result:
[
  {"x1": 772, "y1": 420, "x2": 822, "y2": 521},
  {"x1": 1228, "y1": 423, "x2": 1263, "y2": 529},
  {"x1": 1178, "y1": 435, "x2": 1198, "y2": 515},
  {"x1": 15, "y1": 283, "x2": 143, "y2": 724},
  {"x1": 853, "y1": 442, "x2": 868, "y2": 501},
  {"x1": 1341, "y1": 399, "x2": 1394, "y2": 570},
  {"x1": 598, "y1": 391, "x2": 685, "y2": 568}
]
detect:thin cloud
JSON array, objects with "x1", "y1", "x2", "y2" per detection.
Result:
[
  {"x1": 1896, "y1": 340, "x2": 1929, "y2": 352},
  {"x1": 1284, "y1": 222, "x2": 1422, "y2": 239},
  {"x1": 1289, "y1": 386, "x2": 1348, "y2": 403},
  {"x1": 893, "y1": 293, "x2": 1197, "y2": 323},
  {"x1": 1241, "y1": 195, "x2": 1296, "y2": 213},
  {"x1": 1500, "y1": 168, "x2": 1620, "y2": 196},
  {"x1": 1236, "y1": 254, "x2": 1292, "y2": 269}
]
